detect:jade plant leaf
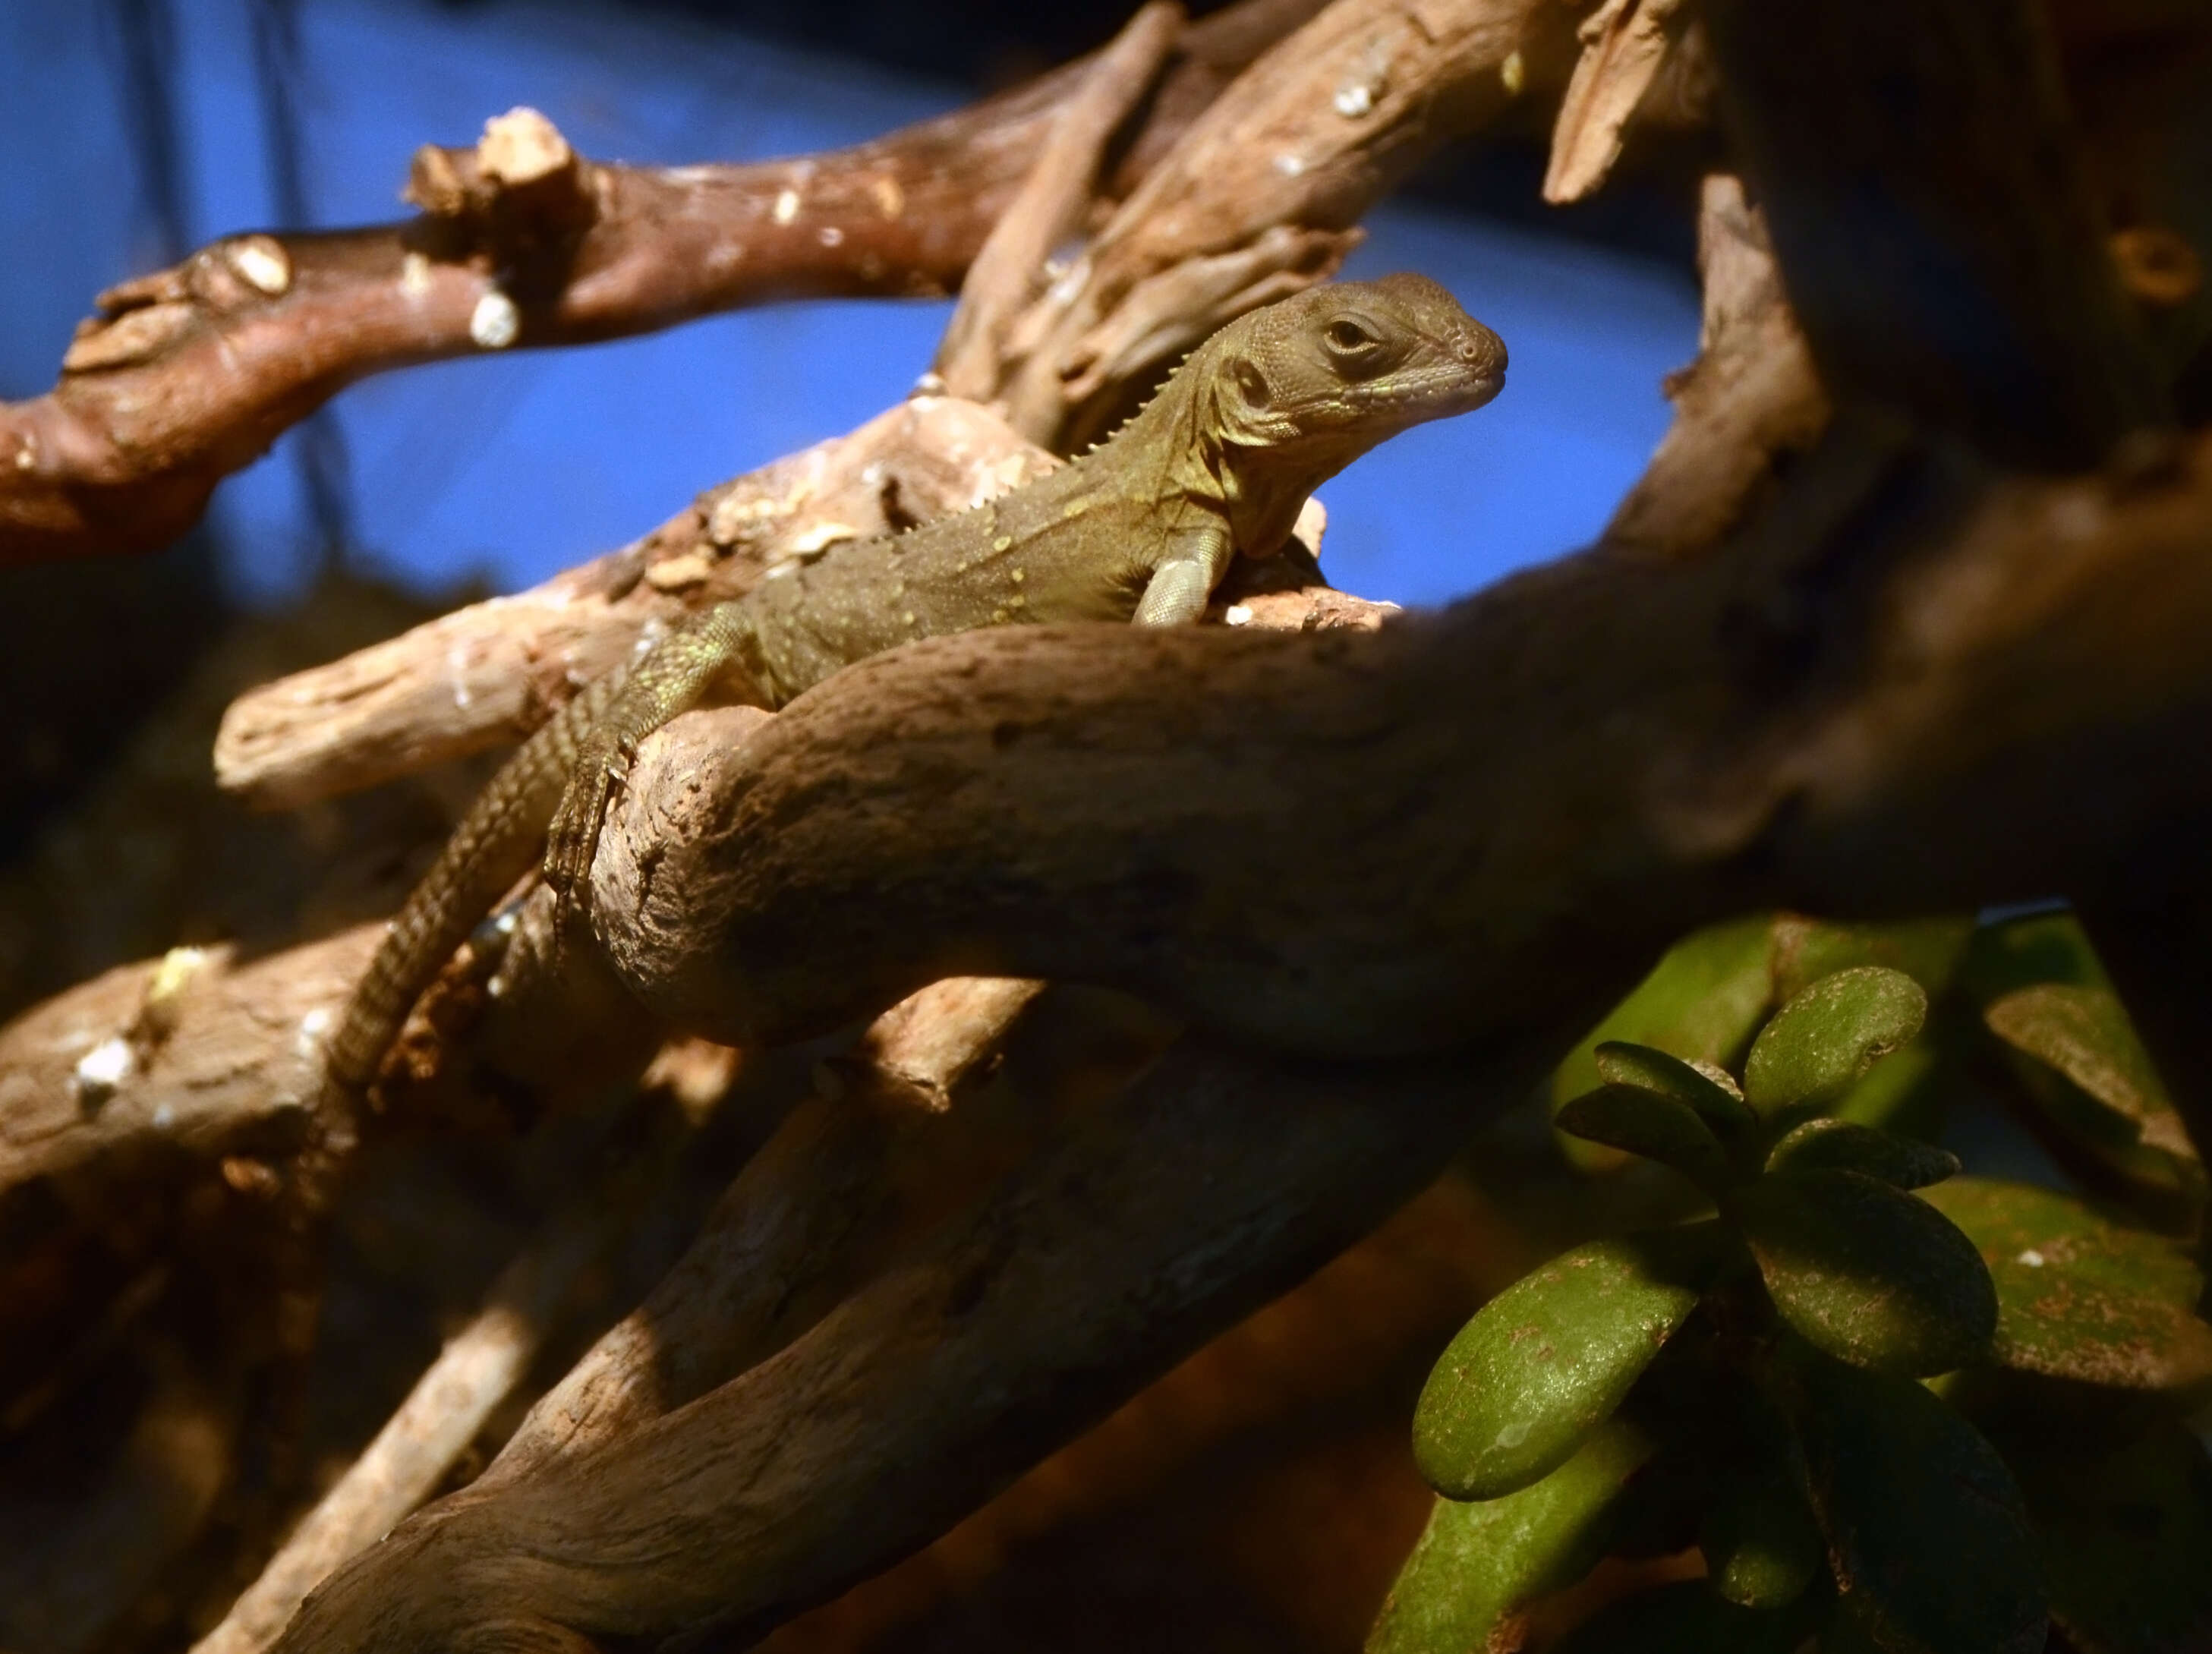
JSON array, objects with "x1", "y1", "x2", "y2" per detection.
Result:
[
  {"x1": 1742, "y1": 969, "x2": 1927, "y2": 1119},
  {"x1": 1985, "y1": 982, "x2": 2202, "y2": 1186},
  {"x1": 1413, "y1": 1227, "x2": 1720, "y2": 1500},
  {"x1": 1780, "y1": 1344, "x2": 2047, "y2": 1654},
  {"x1": 1367, "y1": 1419, "x2": 1651, "y2": 1654},
  {"x1": 1769, "y1": 914, "x2": 1976, "y2": 1004},
  {"x1": 1550, "y1": 917, "x2": 1776, "y2": 1170},
  {"x1": 1960, "y1": 909, "x2": 2113, "y2": 1000},
  {"x1": 1700, "y1": 1473, "x2": 1825, "y2": 1611},
  {"x1": 1919, "y1": 1178, "x2": 2212, "y2": 1397},
  {"x1": 1737, "y1": 1170, "x2": 1995, "y2": 1375},
  {"x1": 1765, "y1": 1117, "x2": 1959, "y2": 1190},
  {"x1": 1554, "y1": 1083, "x2": 1731, "y2": 1193},
  {"x1": 1594, "y1": 1039, "x2": 1757, "y2": 1142},
  {"x1": 1917, "y1": 1178, "x2": 2202, "y2": 1303}
]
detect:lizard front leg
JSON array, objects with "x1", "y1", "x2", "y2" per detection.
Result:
[
  {"x1": 542, "y1": 602, "x2": 758, "y2": 918},
  {"x1": 1130, "y1": 521, "x2": 1234, "y2": 626}
]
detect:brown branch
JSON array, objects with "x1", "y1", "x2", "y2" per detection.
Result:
[
  {"x1": 481, "y1": 973, "x2": 1048, "y2": 1484},
  {"x1": 1604, "y1": 172, "x2": 1828, "y2": 559},
  {"x1": 0, "y1": 0, "x2": 1329, "y2": 565},
  {"x1": 189, "y1": 1038, "x2": 743, "y2": 1654},
  {"x1": 0, "y1": 932, "x2": 370, "y2": 1215},
  {"x1": 270, "y1": 1027, "x2": 1561, "y2": 1653},
  {"x1": 932, "y1": 2, "x2": 1186, "y2": 402},
  {"x1": 996, "y1": 0, "x2": 1593, "y2": 446},
  {"x1": 211, "y1": 405, "x2": 1360, "y2": 815},
  {"x1": 573, "y1": 425, "x2": 2212, "y2": 1063}
]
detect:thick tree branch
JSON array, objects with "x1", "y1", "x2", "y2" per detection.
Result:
[
  {"x1": 196, "y1": 972, "x2": 1035, "y2": 1654},
  {"x1": 481, "y1": 974, "x2": 1048, "y2": 1484},
  {"x1": 271, "y1": 1028, "x2": 1557, "y2": 1653},
  {"x1": 0, "y1": 0, "x2": 1329, "y2": 565},
  {"x1": 0, "y1": 933, "x2": 368, "y2": 1216},
  {"x1": 579, "y1": 427, "x2": 2212, "y2": 1060}
]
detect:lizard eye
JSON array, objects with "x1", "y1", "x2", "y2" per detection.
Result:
[{"x1": 1325, "y1": 318, "x2": 1379, "y2": 353}]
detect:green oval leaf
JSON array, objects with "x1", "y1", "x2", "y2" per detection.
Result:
[
  {"x1": 1779, "y1": 1344, "x2": 2046, "y2": 1654},
  {"x1": 1917, "y1": 1177, "x2": 2203, "y2": 1304},
  {"x1": 1737, "y1": 1170, "x2": 1995, "y2": 1375},
  {"x1": 1764, "y1": 1117, "x2": 1959, "y2": 1189},
  {"x1": 1413, "y1": 1229, "x2": 1718, "y2": 1501},
  {"x1": 1699, "y1": 1476, "x2": 1823, "y2": 1611},
  {"x1": 1919, "y1": 1178, "x2": 2212, "y2": 1397},
  {"x1": 1769, "y1": 913, "x2": 1975, "y2": 1003},
  {"x1": 1550, "y1": 916, "x2": 1777, "y2": 1170},
  {"x1": 1367, "y1": 1419, "x2": 1651, "y2": 1654},
  {"x1": 1742, "y1": 968, "x2": 1927, "y2": 1117},
  {"x1": 1985, "y1": 982, "x2": 2201, "y2": 1186},
  {"x1": 1594, "y1": 1040, "x2": 1757, "y2": 1142},
  {"x1": 1985, "y1": 1259, "x2": 2212, "y2": 1398},
  {"x1": 1555, "y1": 1084, "x2": 1731, "y2": 1192},
  {"x1": 1960, "y1": 909, "x2": 2107, "y2": 994}
]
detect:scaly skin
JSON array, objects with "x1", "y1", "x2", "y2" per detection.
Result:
[{"x1": 322, "y1": 273, "x2": 1506, "y2": 1102}]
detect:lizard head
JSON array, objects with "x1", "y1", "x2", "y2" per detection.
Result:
[{"x1": 1212, "y1": 273, "x2": 1507, "y2": 468}]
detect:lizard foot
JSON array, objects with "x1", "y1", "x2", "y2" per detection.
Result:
[{"x1": 542, "y1": 739, "x2": 627, "y2": 912}]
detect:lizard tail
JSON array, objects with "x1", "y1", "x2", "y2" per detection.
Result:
[{"x1": 320, "y1": 668, "x2": 628, "y2": 1099}]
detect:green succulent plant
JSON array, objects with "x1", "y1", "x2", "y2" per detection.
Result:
[{"x1": 1370, "y1": 916, "x2": 2212, "y2": 1654}]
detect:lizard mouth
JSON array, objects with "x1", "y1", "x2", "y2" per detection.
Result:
[{"x1": 1349, "y1": 364, "x2": 1507, "y2": 420}]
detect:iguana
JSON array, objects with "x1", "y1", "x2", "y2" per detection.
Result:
[{"x1": 320, "y1": 273, "x2": 1506, "y2": 1101}]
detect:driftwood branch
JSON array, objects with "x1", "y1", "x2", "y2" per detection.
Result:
[
  {"x1": 1541, "y1": 0, "x2": 1691, "y2": 205},
  {"x1": 195, "y1": 972, "x2": 1036, "y2": 1654},
  {"x1": 212, "y1": 396, "x2": 1055, "y2": 810},
  {"x1": 932, "y1": 2, "x2": 1186, "y2": 401},
  {"x1": 184, "y1": 1043, "x2": 732, "y2": 1654},
  {"x1": 0, "y1": 0, "x2": 1331, "y2": 566},
  {"x1": 1604, "y1": 172, "x2": 1827, "y2": 559},
  {"x1": 997, "y1": 0, "x2": 1591, "y2": 447},
  {"x1": 482, "y1": 973, "x2": 1048, "y2": 1484},
  {"x1": 0, "y1": 933, "x2": 370, "y2": 1216},
  {"x1": 271, "y1": 1027, "x2": 1560, "y2": 1653},
  {"x1": 573, "y1": 427, "x2": 2212, "y2": 1064}
]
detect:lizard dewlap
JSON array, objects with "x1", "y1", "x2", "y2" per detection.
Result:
[{"x1": 321, "y1": 274, "x2": 1505, "y2": 1101}]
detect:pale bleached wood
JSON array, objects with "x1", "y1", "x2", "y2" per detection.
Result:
[{"x1": 213, "y1": 398, "x2": 1055, "y2": 811}]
